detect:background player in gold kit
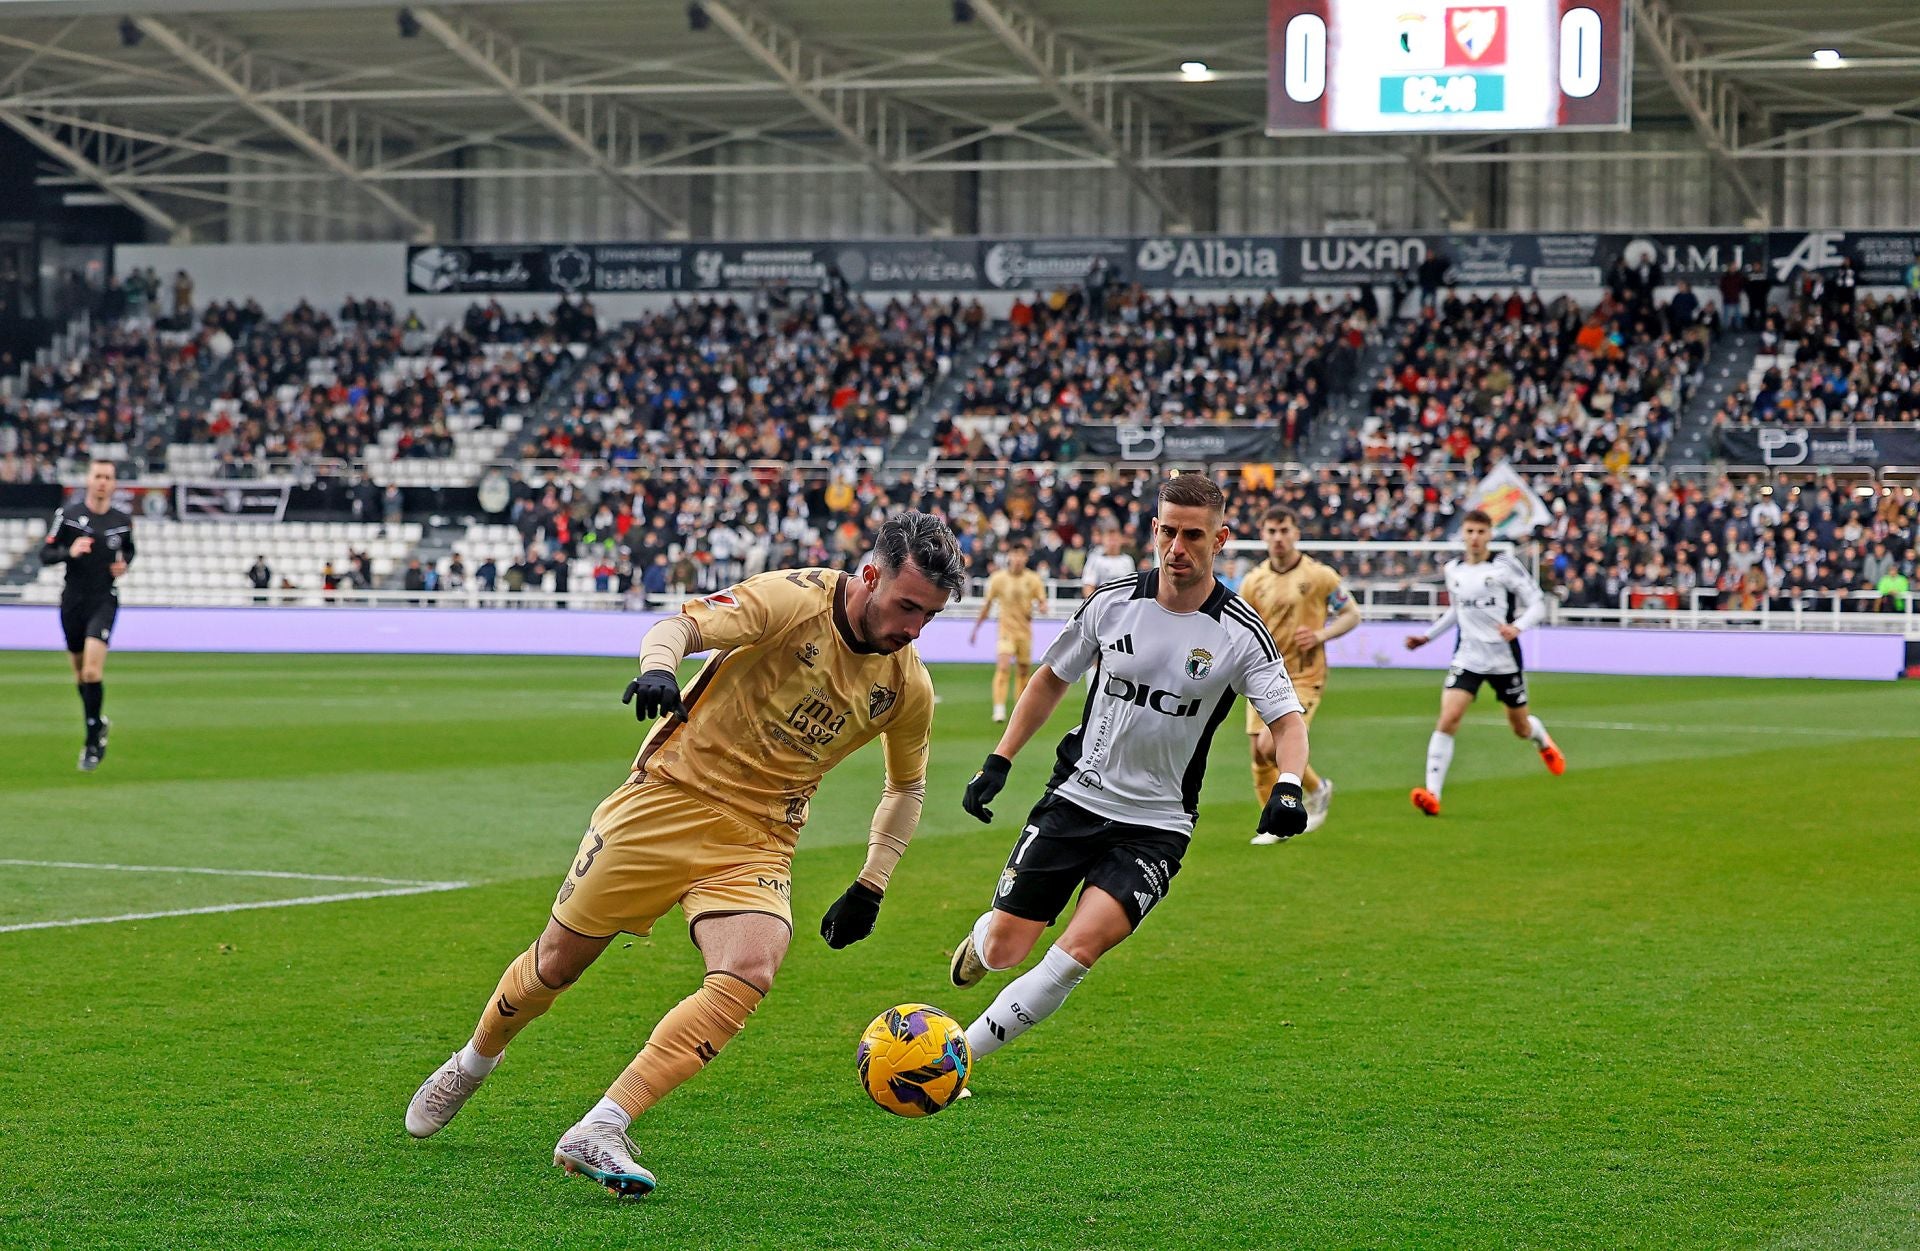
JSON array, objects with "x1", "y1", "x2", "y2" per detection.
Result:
[
  {"x1": 1239, "y1": 505, "x2": 1360, "y2": 842},
  {"x1": 969, "y1": 539, "x2": 1048, "y2": 723},
  {"x1": 405, "y1": 512, "x2": 964, "y2": 1198}
]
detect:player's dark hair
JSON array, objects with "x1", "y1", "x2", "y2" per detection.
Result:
[
  {"x1": 873, "y1": 510, "x2": 965, "y2": 600},
  {"x1": 1462, "y1": 508, "x2": 1494, "y2": 527},
  {"x1": 1158, "y1": 473, "x2": 1225, "y2": 516},
  {"x1": 1006, "y1": 538, "x2": 1031, "y2": 553},
  {"x1": 1262, "y1": 504, "x2": 1299, "y2": 528}
]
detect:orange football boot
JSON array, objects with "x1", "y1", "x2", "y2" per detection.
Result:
[
  {"x1": 1410, "y1": 787, "x2": 1441, "y2": 816},
  {"x1": 1540, "y1": 744, "x2": 1566, "y2": 776}
]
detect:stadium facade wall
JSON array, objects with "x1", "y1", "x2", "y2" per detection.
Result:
[
  {"x1": 0, "y1": 608, "x2": 1901, "y2": 681},
  {"x1": 186, "y1": 124, "x2": 1920, "y2": 245}
]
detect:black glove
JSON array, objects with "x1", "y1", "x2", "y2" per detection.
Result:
[
  {"x1": 820, "y1": 880, "x2": 883, "y2": 949},
  {"x1": 962, "y1": 753, "x2": 1012, "y2": 824},
  {"x1": 1258, "y1": 780, "x2": 1308, "y2": 841},
  {"x1": 621, "y1": 669, "x2": 685, "y2": 722}
]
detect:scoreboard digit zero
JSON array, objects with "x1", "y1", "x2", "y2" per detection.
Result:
[{"x1": 1267, "y1": 0, "x2": 1630, "y2": 135}]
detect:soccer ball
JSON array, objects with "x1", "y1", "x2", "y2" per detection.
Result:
[{"x1": 855, "y1": 1003, "x2": 971, "y2": 1117}]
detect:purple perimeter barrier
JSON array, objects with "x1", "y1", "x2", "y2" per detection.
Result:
[{"x1": 0, "y1": 605, "x2": 1901, "y2": 680}]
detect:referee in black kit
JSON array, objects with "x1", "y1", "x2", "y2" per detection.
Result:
[{"x1": 40, "y1": 459, "x2": 136, "y2": 771}]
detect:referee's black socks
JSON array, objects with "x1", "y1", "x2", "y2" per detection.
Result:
[{"x1": 78, "y1": 681, "x2": 104, "y2": 736}]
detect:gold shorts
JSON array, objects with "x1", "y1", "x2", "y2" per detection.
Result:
[
  {"x1": 996, "y1": 631, "x2": 1032, "y2": 666},
  {"x1": 550, "y1": 778, "x2": 794, "y2": 940},
  {"x1": 1247, "y1": 683, "x2": 1322, "y2": 734}
]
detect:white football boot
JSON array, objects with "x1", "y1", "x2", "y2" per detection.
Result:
[
  {"x1": 1303, "y1": 777, "x2": 1334, "y2": 834},
  {"x1": 405, "y1": 1052, "x2": 487, "y2": 1138},
  {"x1": 554, "y1": 1121, "x2": 657, "y2": 1198}
]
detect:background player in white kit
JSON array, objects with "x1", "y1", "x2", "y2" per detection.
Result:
[
  {"x1": 1079, "y1": 526, "x2": 1138, "y2": 597},
  {"x1": 945, "y1": 474, "x2": 1309, "y2": 1065},
  {"x1": 1403, "y1": 508, "x2": 1566, "y2": 816}
]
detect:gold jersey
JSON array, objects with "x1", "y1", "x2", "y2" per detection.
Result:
[
  {"x1": 633, "y1": 568, "x2": 935, "y2": 846},
  {"x1": 984, "y1": 567, "x2": 1048, "y2": 640},
  {"x1": 1237, "y1": 553, "x2": 1350, "y2": 689}
]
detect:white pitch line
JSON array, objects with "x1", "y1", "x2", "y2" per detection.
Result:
[
  {"x1": 0, "y1": 858, "x2": 443, "y2": 886},
  {"x1": 1350, "y1": 716, "x2": 1911, "y2": 739},
  {"x1": 0, "y1": 881, "x2": 471, "y2": 934},
  {"x1": 1532, "y1": 719, "x2": 1914, "y2": 739}
]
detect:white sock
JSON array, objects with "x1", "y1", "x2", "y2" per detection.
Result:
[
  {"x1": 456, "y1": 1041, "x2": 501, "y2": 1079},
  {"x1": 1526, "y1": 715, "x2": 1551, "y2": 748},
  {"x1": 584, "y1": 1095, "x2": 631, "y2": 1132},
  {"x1": 1425, "y1": 730, "x2": 1455, "y2": 797},
  {"x1": 966, "y1": 944, "x2": 1088, "y2": 1059}
]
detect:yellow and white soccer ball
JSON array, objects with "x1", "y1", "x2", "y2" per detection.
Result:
[{"x1": 855, "y1": 1003, "x2": 971, "y2": 1117}]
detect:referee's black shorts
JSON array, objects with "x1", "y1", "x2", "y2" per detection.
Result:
[{"x1": 60, "y1": 593, "x2": 118, "y2": 654}]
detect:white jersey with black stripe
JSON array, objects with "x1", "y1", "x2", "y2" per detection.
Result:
[
  {"x1": 1036, "y1": 571, "x2": 1303, "y2": 836},
  {"x1": 1432, "y1": 554, "x2": 1547, "y2": 675}
]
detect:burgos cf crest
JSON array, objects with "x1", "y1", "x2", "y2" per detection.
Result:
[
  {"x1": 868, "y1": 683, "x2": 898, "y2": 719},
  {"x1": 1185, "y1": 648, "x2": 1214, "y2": 680}
]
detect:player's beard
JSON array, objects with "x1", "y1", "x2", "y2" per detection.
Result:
[{"x1": 859, "y1": 599, "x2": 908, "y2": 654}]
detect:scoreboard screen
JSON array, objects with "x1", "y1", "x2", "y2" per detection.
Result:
[{"x1": 1267, "y1": 0, "x2": 1630, "y2": 135}]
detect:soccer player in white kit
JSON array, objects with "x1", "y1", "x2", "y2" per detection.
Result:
[
  {"x1": 945, "y1": 474, "x2": 1310, "y2": 1065},
  {"x1": 1403, "y1": 508, "x2": 1566, "y2": 816},
  {"x1": 1079, "y1": 526, "x2": 1138, "y2": 597}
]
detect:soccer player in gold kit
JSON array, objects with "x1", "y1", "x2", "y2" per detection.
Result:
[
  {"x1": 1238, "y1": 505, "x2": 1360, "y2": 842},
  {"x1": 405, "y1": 512, "x2": 964, "y2": 1198},
  {"x1": 969, "y1": 538, "x2": 1049, "y2": 723}
]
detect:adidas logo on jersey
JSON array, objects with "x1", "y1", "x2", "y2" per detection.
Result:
[
  {"x1": 1134, "y1": 891, "x2": 1156, "y2": 915},
  {"x1": 1106, "y1": 634, "x2": 1135, "y2": 654}
]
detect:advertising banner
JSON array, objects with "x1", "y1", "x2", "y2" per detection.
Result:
[
  {"x1": 405, "y1": 230, "x2": 1920, "y2": 296},
  {"x1": 1718, "y1": 425, "x2": 1920, "y2": 468},
  {"x1": 1073, "y1": 423, "x2": 1282, "y2": 462},
  {"x1": 175, "y1": 482, "x2": 292, "y2": 522}
]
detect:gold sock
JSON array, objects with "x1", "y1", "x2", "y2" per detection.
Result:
[
  {"x1": 991, "y1": 667, "x2": 1010, "y2": 708},
  {"x1": 471, "y1": 944, "x2": 566, "y2": 1057},
  {"x1": 1302, "y1": 765, "x2": 1323, "y2": 793},
  {"x1": 1252, "y1": 760, "x2": 1279, "y2": 804},
  {"x1": 607, "y1": 972, "x2": 763, "y2": 1119}
]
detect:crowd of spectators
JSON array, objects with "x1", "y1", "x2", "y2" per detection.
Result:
[
  {"x1": 518, "y1": 292, "x2": 963, "y2": 468},
  {"x1": 937, "y1": 286, "x2": 1369, "y2": 461},
  {"x1": 444, "y1": 459, "x2": 1914, "y2": 616},
  {"x1": 1344, "y1": 287, "x2": 1702, "y2": 471},
  {"x1": 1710, "y1": 295, "x2": 1920, "y2": 432}
]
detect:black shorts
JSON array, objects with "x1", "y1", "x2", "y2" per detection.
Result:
[
  {"x1": 1445, "y1": 665, "x2": 1528, "y2": 708},
  {"x1": 991, "y1": 792, "x2": 1188, "y2": 931},
  {"x1": 59, "y1": 594, "x2": 118, "y2": 654}
]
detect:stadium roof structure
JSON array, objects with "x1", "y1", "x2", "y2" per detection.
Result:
[{"x1": 3, "y1": 0, "x2": 1919, "y2": 240}]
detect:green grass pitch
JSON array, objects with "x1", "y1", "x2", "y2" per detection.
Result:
[{"x1": 2, "y1": 651, "x2": 1917, "y2": 1250}]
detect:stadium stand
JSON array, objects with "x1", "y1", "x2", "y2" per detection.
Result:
[
  {"x1": 2, "y1": 282, "x2": 1914, "y2": 619},
  {"x1": 939, "y1": 286, "x2": 1370, "y2": 459},
  {"x1": 1342, "y1": 291, "x2": 1702, "y2": 471},
  {"x1": 518, "y1": 294, "x2": 963, "y2": 468},
  {"x1": 1716, "y1": 296, "x2": 1920, "y2": 429},
  {"x1": 18, "y1": 519, "x2": 424, "y2": 606}
]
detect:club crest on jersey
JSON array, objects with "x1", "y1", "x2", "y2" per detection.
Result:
[
  {"x1": 1185, "y1": 648, "x2": 1214, "y2": 680},
  {"x1": 868, "y1": 683, "x2": 897, "y2": 719},
  {"x1": 997, "y1": 868, "x2": 1017, "y2": 898},
  {"x1": 703, "y1": 591, "x2": 737, "y2": 609}
]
